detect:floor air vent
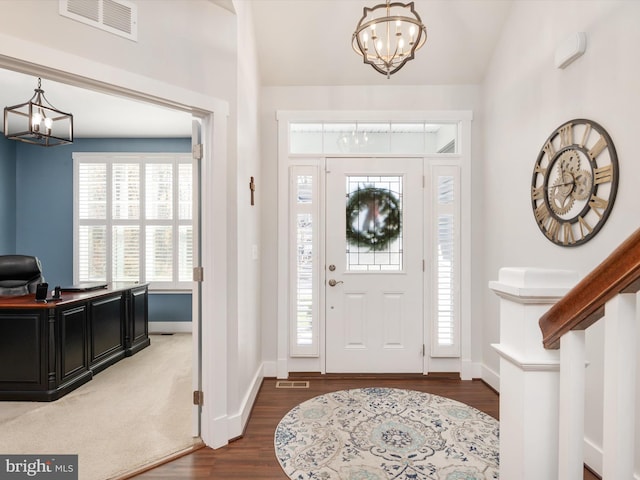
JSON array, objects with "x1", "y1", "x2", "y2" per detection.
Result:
[
  {"x1": 59, "y1": 0, "x2": 138, "y2": 41},
  {"x1": 276, "y1": 381, "x2": 310, "y2": 389}
]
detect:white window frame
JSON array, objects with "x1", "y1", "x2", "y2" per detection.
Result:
[
  {"x1": 429, "y1": 163, "x2": 462, "y2": 357},
  {"x1": 289, "y1": 164, "x2": 321, "y2": 356},
  {"x1": 276, "y1": 111, "x2": 472, "y2": 379},
  {"x1": 73, "y1": 152, "x2": 194, "y2": 291}
]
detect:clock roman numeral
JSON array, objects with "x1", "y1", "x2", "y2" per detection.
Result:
[
  {"x1": 594, "y1": 164, "x2": 613, "y2": 184},
  {"x1": 588, "y1": 135, "x2": 608, "y2": 160},
  {"x1": 578, "y1": 216, "x2": 593, "y2": 239},
  {"x1": 562, "y1": 222, "x2": 575, "y2": 245},
  {"x1": 545, "y1": 217, "x2": 560, "y2": 242},
  {"x1": 531, "y1": 186, "x2": 544, "y2": 200},
  {"x1": 543, "y1": 141, "x2": 556, "y2": 159},
  {"x1": 534, "y1": 203, "x2": 561, "y2": 241},
  {"x1": 535, "y1": 203, "x2": 550, "y2": 224},
  {"x1": 579, "y1": 123, "x2": 592, "y2": 148},
  {"x1": 589, "y1": 195, "x2": 609, "y2": 218},
  {"x1": 559, "y1": 124, "x2": 573, "y2": 148}
]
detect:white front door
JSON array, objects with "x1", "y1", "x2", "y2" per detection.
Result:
[{"x1": 325, "y1": 157, "x2": 424, "y2": 373}]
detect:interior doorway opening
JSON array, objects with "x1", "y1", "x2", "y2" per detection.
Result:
[{"x1": 0, "y1": 54, "x2": 223, "y2": 463}]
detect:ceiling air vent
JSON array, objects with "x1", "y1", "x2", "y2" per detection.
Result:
[{"x1": 59, "y1": 0, "x2": 138, "y2": 41}]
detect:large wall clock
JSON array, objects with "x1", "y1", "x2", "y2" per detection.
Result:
[{"x1": 531, "y1": 119, "x2": 618, "y2": 246}]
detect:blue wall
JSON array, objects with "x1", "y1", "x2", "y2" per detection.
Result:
[
  {"x1": 0, "y1": 136, "x2": 16, "y2": 253},
  {"x1": 11, "y1": 137, "x2": 192, "y2": 323},
  {"x1": 149, "y1": 293, "x2": 192, "y2": 322}
]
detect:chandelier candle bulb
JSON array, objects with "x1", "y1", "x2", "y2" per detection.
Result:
[{"x1": 32, "y1": 112, "x2": 42, "y2": 130}]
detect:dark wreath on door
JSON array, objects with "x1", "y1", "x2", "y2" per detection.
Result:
[{"x1": 345, "y1": 177, "x2": 403, "y2": 271}]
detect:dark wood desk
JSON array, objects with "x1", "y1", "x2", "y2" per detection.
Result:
[{"x1": 0, "y1": 283, "x2": 149, "y2": 401}]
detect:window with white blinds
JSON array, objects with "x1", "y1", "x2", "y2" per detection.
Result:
[
  {"x1": 431, "y1": 165, "x2": 461, "y2": 357},
  {"x1": 289, "y1": 165, "x2": 319, "y2": 356},
  {"x1": 74, "y1": 153, "x2": 193, "y2": 290}
]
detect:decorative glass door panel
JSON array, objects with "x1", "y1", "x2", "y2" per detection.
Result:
[{"x1": 346, "y1": 176, "x2": 403, "y2": 272}]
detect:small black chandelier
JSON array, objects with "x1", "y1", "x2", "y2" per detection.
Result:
[
  {"x1": 352, "y1": 0, "x2": 427, "y2": 78},
  {"x1": 4, "y1": 77, "x2": 73, "y2": 146}
]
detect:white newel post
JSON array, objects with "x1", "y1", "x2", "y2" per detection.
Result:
[
  {"x1": 489, "y1": 267, "x2": 578, "y2": 480},
  {"x1": 602, "y1": 293, "x2": 637, "y2": 480}
]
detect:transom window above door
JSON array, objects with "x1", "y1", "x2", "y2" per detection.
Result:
[{"x1": 289, "y1": 122, "x2": 457, "y2": 155}]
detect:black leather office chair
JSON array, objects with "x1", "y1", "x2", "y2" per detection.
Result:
[{"x1": 0, "y1": 255, "x2": 45, "y2": 295}]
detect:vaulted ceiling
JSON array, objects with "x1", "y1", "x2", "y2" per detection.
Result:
[
  {"x1": 0, "y1": 0, "x2": 512, "y2": 138},
  {"x1": 250, "y1": 0, "x2": 512, "y2": 86}
]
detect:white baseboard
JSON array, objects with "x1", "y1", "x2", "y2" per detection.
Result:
[
  {"x1": 262, "y1": 360, "x2": 277, "y2": 378},
  {"x1": 584, "y1": 437, "x2": 640, "y2": 479},
  {"x1": 202, "y1": 413, "x2": 229, "y2": 449},
  {"x1": 481, "y1": 363, "x2": 500, "y2": 393},
  {"x1": 148, "y1": 321, "x2": 192, "y2": 334},
  {"x1": 226, "y1": 363, "x2": 265, "y2": 439},
  {"x1": 584, "y1": 436, "x2": 602, "y2": 478},
  {"x1": 461, "y1": 360, "x2": 481, "y2": 380}
]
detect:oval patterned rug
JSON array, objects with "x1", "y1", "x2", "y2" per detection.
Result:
[{"x1": 274, "y1": 387, "x2": 499, "y2": 480}]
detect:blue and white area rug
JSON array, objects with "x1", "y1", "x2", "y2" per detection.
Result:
[{"x1": 274, "y1": 387, "x2": 499, "y2": 480}]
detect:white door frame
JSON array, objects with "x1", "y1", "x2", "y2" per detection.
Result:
[
  {"x1": 0, "y1": 40, "x2": 230, "y2": 448},
  {"x1": 277, "y1": 110, "x2": 474, "y2": 380}
]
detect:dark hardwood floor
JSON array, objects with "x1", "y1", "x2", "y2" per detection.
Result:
[{"x1": 130, "y1": 375, "x2": 599, "y2": 479}]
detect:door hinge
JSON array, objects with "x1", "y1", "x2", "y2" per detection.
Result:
[
  {"x1": 422, "y1": 344, "x2": 426, "y2": 357},
  {"x1": 422, "y1": 259, "x2": 425, "y2": 272},
  {"x1": 423, "y1": 175, "x2": 426, "y2": 188},
  {"x1": 193, "y1": 266, "x2": 204, "y2": 282},
  {"x1": 193, "y1": 390, "x2": 204, "y2": 406},
  {"x1": 192, "y1": 143, "x2": 203, "y2": 160}
]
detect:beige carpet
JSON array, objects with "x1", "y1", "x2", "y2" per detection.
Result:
[{"x1": 0, "y1": 333, "x2": 197, "y2": 480}]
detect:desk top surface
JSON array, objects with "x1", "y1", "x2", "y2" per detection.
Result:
[{"x1": 0, "y1": 283, "x2": 148, "y2": 309}]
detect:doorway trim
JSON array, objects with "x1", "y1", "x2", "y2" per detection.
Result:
[
  {"x1": 276, "y1": 110, "x2": 474, "y2": 379},
  {"x1": 0, "y1": 37, "x2": 230, "y2": 448}
]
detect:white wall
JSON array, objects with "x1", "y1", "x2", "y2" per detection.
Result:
[
  {"x1": 0, "y1": 0, "x2": 264, "y2": 445},
  {"x1": 259, "y1": 85, "x2": 486, "y2": 370},
  {"x1": 481, "y1": 1, "x2": 640, "y2": 475},
  {"x1": 229, "y1": 0, "x2": 264, "y2": 435},
  {"x1": 0, "y1": 0, "x2": 237, "y2": 101}
]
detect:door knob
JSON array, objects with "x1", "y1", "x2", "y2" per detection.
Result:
[{"x1": 328, "y1": 279, "x2": 344, "y2": 287}]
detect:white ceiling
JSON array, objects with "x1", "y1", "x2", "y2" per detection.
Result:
[
  {"x1": 250, "y1": 0, "x2": 513, "y2": 86},
  {"x1": 0, "y1": 68, "x2": 194, "y2": 138},
  {"x1": 0, "y1": 0, "x2": 512, "y2": 138}
]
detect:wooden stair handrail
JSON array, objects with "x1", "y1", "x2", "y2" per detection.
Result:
[{"x1": 539, "y1": 227, "x2": 640, "y2": 349}]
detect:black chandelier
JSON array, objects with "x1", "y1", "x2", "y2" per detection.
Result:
[
  {"x1": 4, "y1": 77, "x2": 73, "y2": 147},
  {"x1": 352, "y1": 0, "x2": 427, "y2": 78}
]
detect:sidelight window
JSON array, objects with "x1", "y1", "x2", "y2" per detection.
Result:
[
  {"x1": 289, "y1": 166, "x2": 320, "y2": 356},
  {"x1": 431, "y1": 166, "x2": 461, "y2": 357}
]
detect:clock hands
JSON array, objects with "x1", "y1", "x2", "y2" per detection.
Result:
[
  {"x1": 544, "y1": 181, "x2": 574, "y2": 189},
  {"x1": 547, "y1": 150, "x2": 593, "y2": 216}
]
